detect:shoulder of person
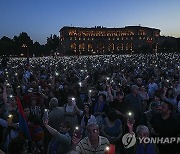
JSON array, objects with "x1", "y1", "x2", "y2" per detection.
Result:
[
  {"x1": 116, "y1": 119, "x2": 122, "y2": 124},
  {"x1": 150, "y1": 113, "x2": 161, "y2": 123},
  {"x1": 99, "y1": 136, "x2": 110, "y2": 144}
]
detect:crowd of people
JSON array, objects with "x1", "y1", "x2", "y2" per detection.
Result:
[{"x1": 0, "y1": 52, "x2": 180, "y2": 154}]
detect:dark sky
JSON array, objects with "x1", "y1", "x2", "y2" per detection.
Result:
[{"x1": 0, "y1": 0, "x2": 179, "y2": 44}]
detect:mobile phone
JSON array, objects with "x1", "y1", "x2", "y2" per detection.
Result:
[
  {"x1": 128, "y1": 112, "x2": 134, "y2": 124},
  {"x1": 72, "y1": 97, "x2": 76, "y2": 105},
  {"x1": 42, "y1": 109, "x2": 49, "y2": 121},
  {"x1": 38, "y1": 86, "x2": 42, "y2": 93},
  {"x1": 74, "y1": 126, "x2": 82, "y2": 139},
  {"x1": 7, "y1": 114, "x2": 13, "y2": 124}
]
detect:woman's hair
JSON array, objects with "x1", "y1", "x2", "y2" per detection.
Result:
[
  {"x1": 61, "y1": 120, "x2": 73, "y2": 137},
  {"x1": 136, "y1": 125, "x2": 149, "y2": 135},
  {"x1": 166, "y1": 88, "x2": 174, "y2": 98},
  {"x1": 83, "y1": 103, "x2": 93, "y2": 115},
  {"x1": 98, "y1": 93, "x2": 106, "y2": 101}
]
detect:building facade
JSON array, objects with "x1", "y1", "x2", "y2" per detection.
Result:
[{"x1": 59, "y1": 26, "x2": 160, "y2": 54}]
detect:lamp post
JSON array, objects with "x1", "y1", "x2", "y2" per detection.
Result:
[
  {"x1": 22, "y1": 44, "x2": 30, "y2": 67},
  {"x1": 22, "y1": 44, "x2": 29, "y2": 57}
]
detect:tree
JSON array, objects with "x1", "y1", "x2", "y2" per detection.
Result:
[
  {"x1": 33, "y1": 41, "x2": 42, "y2": 57},
  {"x1": 45, "y1": 34, "x2": 59, "y2": 55},
  {"x1": 0, "y1": 36, "x2": 15, "y2": 55},
  {"x1": 12, "y1": 32, "x2": 33, "y2": 56}
]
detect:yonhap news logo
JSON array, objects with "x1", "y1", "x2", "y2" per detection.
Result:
[
  {"x1": 122, "y1": 133, "x2": 136, "y2": 149},
  {"x1": 122, "y1": 133, "x2": 180, "y2": 149}
]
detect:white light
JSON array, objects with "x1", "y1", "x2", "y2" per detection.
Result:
[
  {"x1": 79, "y1": 82, "x2": 82, "y2": 87},
  {"x1": 105, "y1": 146, "x2": 110, "y2": 151},
  {"x1": 8, "y1": 114, "x2": 13, "y2": 118},
  {"x1": 128, "y1": 112, "x2": 132, "y2": 116},
  {"x1": 55, "y1": 72, "x2": 59, "y2": 76}
]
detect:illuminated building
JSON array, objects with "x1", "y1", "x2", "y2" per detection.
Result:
[{"x1": 59, "y1": 26, "x2": 160, "y2": 54}]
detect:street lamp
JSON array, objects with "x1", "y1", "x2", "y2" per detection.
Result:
[{"x1": 22, "y1": 44, "x2": 29, "y2": 57}]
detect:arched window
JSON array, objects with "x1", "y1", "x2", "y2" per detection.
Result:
[
  {"x1": 117, "y1": 43, "x2": 123, "y2": 51},
  {"x1": 79, "y1": 43, "x2": 85, "y2": 51},
  {"x1": 108, "y1": 43, "x2": 114, "y2": 52},
  {"x1": 70, "y1": 43, "x2": 77, "y2": 52},
  {"x1": 97, "y1": 42, "x2": 104, "y2": 53},
  {"x1": 88, "y1": 43, "x2": 93, "y2": 52}
]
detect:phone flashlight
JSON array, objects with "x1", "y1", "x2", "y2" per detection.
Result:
[
  {"x1": 79, "y1": 82, "x2": 82, "y2": 87},
  {"x1": 7, "y1": 114, "x2": 13, "y2": 124},
  {"x1": 55, "y1": 72, "x2": 59, "y2": 76},
  {"x1": 128, "y1": 112, "x2": 132, "y2": 116},
  {"x1": 106, "y1": 77, "x2": 110, "y2": 80},
  {"x1": 43, "y1": 109, "x2": 49, "y2": 121},
  {"x1": 128, "y1": 112, "x2": 134, "y2": 123},
  {"x1": 74, "y1": 126, "x2": 81, "y2": 139},
  {"x1": 105, "y1": 146, "x2": 110, "y2": 151},
  {"x1": 86, "y1": 75, "x2": 89, "y2": 79}
]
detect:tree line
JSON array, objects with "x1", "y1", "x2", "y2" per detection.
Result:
[{"x1": 0, "y1": 32, "x2": 59, "y2": 57}]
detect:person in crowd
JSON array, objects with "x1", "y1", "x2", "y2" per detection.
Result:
[
  {"x1": 139, "y1": 85, "x2": 149, "y2": 110},
  {"x1": 121, "y1": 78, "x2": 131, "y2": 95},
  {"x1": 72, "y1": 123, "x2": 110, "y2": 154},
  {"x1": 23, "y1": 106, "x2": 31, "y2": 120},
  {"x1": 136, "y1": 78, "x2": 144, "y2": 87},
  {"x1": 29, "y1": 98, "x2": 42, "y2": 119},
  {"x1": 44, "y1": 119, "x2": 72, "y2": 154},
  {"x1": 148, "y1": 77, "x2": 158, "y2": 100},
  {"x1": 124, "y1": 85, "x2": 143, "y2": 126},
  {"x1": 0, "y1": 112, "x2": 19, "y2": 152},
  {"x1": 124, "y1": 120, "x2": 159, "y2": 154},
  {"x1": 150, "y1": 101, "x2": 180, "y2": 154},
  {"x1": 48, "y1": 97, "x2": 64, "y2": 130},
  {"x1": 101, "y1": 109, "x2": 123, "y2": 153},
  {"x1": 80, "y1": 103, "x2": 96, "y2": 137},
  {"x1": 60, "y1": 82, "x2": 73, "y2": 106},
  {"x1": 91, "y1": 94, "x2": 109, "y2": 126},
  {"x1": 64, "y1": 95, "x2": 83, "y2": 127},
  {"x1": 140, "y1": 101, "x2": 161, "y2": 128},
  {"x1": 161, "y1": 87, "x2": 177, "y2": 112},
  {"x1": 28, "y1": 115, "x2": 45, "y2": 150},
  {"x1": 110, "y1": 91, "x2": 128, "y2": 124}
]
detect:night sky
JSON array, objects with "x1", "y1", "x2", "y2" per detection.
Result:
[{"x1": 0, "y1": 0, "x2": 180, "y2": 44}]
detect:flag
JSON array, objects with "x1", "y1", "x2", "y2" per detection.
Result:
[{"x1": 16, "y1": 96, "x2": 31, "y2": 140}]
